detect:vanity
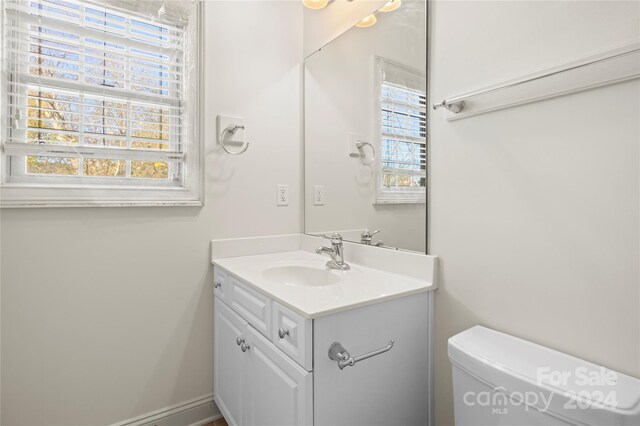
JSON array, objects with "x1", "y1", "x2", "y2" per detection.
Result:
[
  {"x1": 211, "y1": 235, "x2": 436, "y2": 426},
  {"x1": 213, "y1": 1, "x2": 429, "y2": 424}
]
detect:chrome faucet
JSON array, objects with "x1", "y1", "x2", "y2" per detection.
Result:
[
  {"x1": 316, "y1": 233, "x2": 350, "y2": 271},
  {"x1": 361, "y1": 229, "x2": 383, "y2": 246}
]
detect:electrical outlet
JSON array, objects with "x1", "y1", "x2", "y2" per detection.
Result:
[
  {"x1": 277, "y1": 184, "x2": 289, "y2": 206},
  {"x1": 314, "y1": 185, "x2": 324, "y2": 206}
]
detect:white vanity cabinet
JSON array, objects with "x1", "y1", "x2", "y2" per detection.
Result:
[
  {"x1": 213, "y1": 266, "x2": 432, "y2": 426},
  {"x1": 214, "y1": 270, "x2": 312, "y2": 426}
]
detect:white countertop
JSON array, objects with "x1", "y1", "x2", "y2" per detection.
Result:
[{"x1": 212, "y1": 249, "x2": 436, "y2": 319}]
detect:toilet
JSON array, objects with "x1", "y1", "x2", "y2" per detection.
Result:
[{"x1": 448, "y1": 326, "x2": 640, "y2": 425}]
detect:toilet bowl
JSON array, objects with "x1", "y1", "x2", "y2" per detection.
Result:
[{"x1": 448, "y1": 326, "x2": 640, "y2": 425}]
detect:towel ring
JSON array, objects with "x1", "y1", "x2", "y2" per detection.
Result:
[
  {"x1": 355, "y1": 141, "x2": 375, "y2": 166},
  {"x1": 220, "y1": 124, "x2": 249, "y2": 155}
]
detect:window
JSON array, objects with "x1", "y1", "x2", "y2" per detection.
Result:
[
  {"x1": 375, "y1": 57, "x2": 426, "y2": 204},
  {"x1": 1, "y1": 0, "x2": 203, "y2": 207}
]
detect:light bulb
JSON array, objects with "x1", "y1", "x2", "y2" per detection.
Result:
[
  {"x1": 379, "y1": 0, "x2": 401, "y2": 12},
  {"x1": 356, "y1": 14, "x2": 377, "y2": 28},
  {"x1": 303, "y1": 0, "x2": 328, "y2": 9}
]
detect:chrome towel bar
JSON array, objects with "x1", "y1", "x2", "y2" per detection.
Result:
[
  {"x1": 432, "y1": 44, "x2": 640, "y2": 115},
  {"x1": 328, "y1": 340, "x2": 394, "y2": 370}
]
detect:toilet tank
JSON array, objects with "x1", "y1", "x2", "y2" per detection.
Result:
[{"x1": 448, "y1": 326, "x2": 640, "y2": 426}]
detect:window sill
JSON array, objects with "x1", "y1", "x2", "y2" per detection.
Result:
[
  {"x1": 0, "y1": 184, "x2": 203, "y2": 208},
  {"x1": 373, "y1": 199, "x2": 426, "y2": 205},
  {"x1": 375, "y1": 189, "x2": 426, "y2": 205}
]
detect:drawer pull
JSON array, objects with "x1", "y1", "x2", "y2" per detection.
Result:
[
  {"x1": 241, "y1": 342, "x2": 251, "y2": 352},
  {"x1": 214, "y1": 281, "x2": 222, "y2": 288},
  {"x1": 328, "y1": 340, "x2": 394, "y2": 370},
  {"x1": 278, "y1": 328, "x2": 290, "y2": 339},
  {"x1": 236, "y1": 337, "x2": 244, "y2": 346}
]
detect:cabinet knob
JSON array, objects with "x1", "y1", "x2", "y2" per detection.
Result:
[
  {"x1": 236, "y1": 337, "x2": 244, "y2": 346},
  {"x1": 278, "y1": 328, "x2": 290, "y2": 339},
  {"x1": 241, "y1": 342, "x2": 251, "y2": 352},
  {"x1": 214, "y1": 281, "x2": 222, "y2": 289}
]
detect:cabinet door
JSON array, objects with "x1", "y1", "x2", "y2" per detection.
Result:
[
  {"x1": 214, "y1": 298, "x2": 247, "y2": 426},
  {"x1": 271, "y1": 301, "x2": 312, "y2": 371},
  {"x1": 244, "y1": 324, "x2": 312, "y2": 426}
]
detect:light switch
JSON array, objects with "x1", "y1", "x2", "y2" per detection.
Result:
[{"x1": 314, "y1": 185, "x2": 324, "y2": 206}]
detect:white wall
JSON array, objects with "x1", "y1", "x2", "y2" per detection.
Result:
[
  {"x1": 429, "y1": 1, "x2": 640, "y2": 425},
  {"x1": 304, "y1": 1, "x2": 426, "y2": 252},
  {"x1": 0, "y1": 1, "x2": 303, "y2": 424}
]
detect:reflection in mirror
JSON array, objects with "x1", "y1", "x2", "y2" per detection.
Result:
[{"x1": 304, "y1": 1, "x2": 427, "y2": 253}]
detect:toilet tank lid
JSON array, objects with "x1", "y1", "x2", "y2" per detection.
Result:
[{"x1": 448, "y1": 326, "x2": 640, "y2": 416}]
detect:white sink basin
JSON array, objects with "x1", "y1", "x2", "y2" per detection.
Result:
[
  {"x1": 213, "y1": 250, "x2": 434, "y2": 318},
  {"x1": 262, "y1": 260, "x2": 341, "y2": 287}
]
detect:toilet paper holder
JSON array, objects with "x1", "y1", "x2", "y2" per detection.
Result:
[{"x1": 328, "y1": 340, "x2": 394, "y2": 370}]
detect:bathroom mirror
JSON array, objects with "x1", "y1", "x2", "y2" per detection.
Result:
[{"x1": 304, "y1": 1, "x2": 427, "y2": 252}]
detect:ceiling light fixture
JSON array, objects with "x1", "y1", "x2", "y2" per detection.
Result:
[
  {"x1": 303, "y1": 0, "x2": 329, "y2": 10},
  {"x1": 379, "y1": 0, "x2": 401, "y2": 12},
  {"x1": 356, "y1": 14, "x2": 377, "y2": 28}
]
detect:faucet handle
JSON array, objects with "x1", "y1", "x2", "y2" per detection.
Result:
[
  {"x1": 321, "y1": 233, "x2": 343, "y2": 245},
  {"x1": 361, "y1": 229, "x2": 381, "y2": 238}
]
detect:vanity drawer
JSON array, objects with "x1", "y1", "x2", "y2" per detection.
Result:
[
  {"x1": 213, "y1": 268, "x2": 230, "y2": 304},
  {"x1": 230, "y1": 276, "x2": 271, "y2": 337},
  {"x1": 271, "y1": 302, "x2": 312, "y2": 371}
]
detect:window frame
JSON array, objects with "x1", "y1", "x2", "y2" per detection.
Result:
[
  {"x1": 374, "y1": 56, "x2": 426, "y2": 205},
  {"x1": 0, "y1": 0, "x2": 204, "y2": 208}
]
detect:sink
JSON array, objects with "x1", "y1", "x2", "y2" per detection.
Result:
[
  {"x1": 262, "y1": 260, "x2": 342, "y2": 287},
  {"x1": 213, "y1": 249, "x2": 435, "y2": 318}
]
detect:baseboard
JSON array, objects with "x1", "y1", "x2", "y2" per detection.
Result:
[
  {"x1": 111, "y1": 394, "x2": 221, "y2": 426},
  {"x1": 186, "y1": 412, "x2": 223, "y2": 426}
]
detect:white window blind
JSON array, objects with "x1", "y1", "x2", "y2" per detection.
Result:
[
  {"x1": 1, "y1": 0, "x2": 203, "y2": 206},
  {"x1": 375, "y1": 57, "x2": 426, "y2": 204}
]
